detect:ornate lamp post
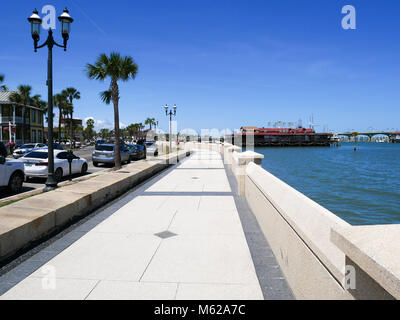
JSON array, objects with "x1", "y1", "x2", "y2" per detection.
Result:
[
  {"x1": 28, "y1": 8, "x2": 73, "y2": 191},
  {"x1": 164, "y1": 104, "x2": 177, "y2": 153}
]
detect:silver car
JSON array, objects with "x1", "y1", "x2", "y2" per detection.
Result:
[
  {"x1": 13, "y1": 143, "x2": 46, "y2": 158},
  {"x1": 92, "y1": 144, "x2": 131, "y2": 167},
  {"x1": 145, "y1": 141, "x2": 158, "y2": 156}
]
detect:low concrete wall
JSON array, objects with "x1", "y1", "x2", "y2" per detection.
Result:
[
  {"x1": 244, "y1": 162, "x2": 351, "y2": 299},
  {"x1": 331, "y1": 225, "x2": 399, "y2": 299},
  {"x1": 242, "y1": 161, "x2": 399, "y2": 300},
  {"x1": 0, "y1": 150, "x2": 190, "y2": 262}
]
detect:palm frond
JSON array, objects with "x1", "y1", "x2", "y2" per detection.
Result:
[
  {"x1": 120, "y1": 56, "x2": 138, "y2": 81},
  {"x1": 85, "y1": 63, "x2": 106, "y2": 80},
  {"x1": 9, "y1": 92, "x2": 22, "y2": 103},
  {"x1": 100, "y1": 90, "x2": 112, "y2": 104}
]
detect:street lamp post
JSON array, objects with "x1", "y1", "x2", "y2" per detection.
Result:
[
  {"x1": 28, "y1": 8, "x2": 73, "y2": 191},
  {"x1": 164, "y1": 104, "x2": 177, "y2": 153},
  {"x1": 154, "y1": 120, "x2": 159, "y2": 141}
]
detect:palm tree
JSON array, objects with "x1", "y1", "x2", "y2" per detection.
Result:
[
  {"x1": 9, "y1": 85, "x2": 33, "y2": 144},
  {"x1": 138, "y1": 123, "x2": 145, "y2": 138},
  {"x1": 54, "y1": 92, "x2": 69, "y2": 142},
  {"x1": 31, "y1": 94, "x2": 47, "y2": 110},
  {"x1": 133, "y1": 123, "x2": 141, "y2": 139},
  {"x1": 62, "y1": 87, "x2": 80, "y2": 148},
  {"x1": 99, "y1": 128, "x2": 110, "y2": 139},
  {"x1": 84, "y1": 118, "x2": 95, "y2": 140},
  {"x1": 126, "y1": 124, "x2": 135, "y2": 140},
  {"x1": 85, "y1": 52, "x2": 138, "y2": 169},
  {"x1": 145, "y1": 117, "x2": 156, "y2": 130},
  {"x1": 0, "y1": 74, "x2": 7, "y2": 91}
]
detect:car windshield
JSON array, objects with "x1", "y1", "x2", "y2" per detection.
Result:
[
  {"x1": 95, "y1": 145, "x2": 114, "y2": 151},
  {"x1": 24, "y1": 151, "x2": 48, "y2": 159},
  {"x1": 145, "y1": 142, "x2": 154, "y2": 147},
  {"x1": 20, "y1": 144, "x2": 35, "y2": 149}
]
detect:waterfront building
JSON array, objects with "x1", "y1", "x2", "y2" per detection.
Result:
[
  {"x1": 0, "y1": 91, "x2": 44, "y2": 145},
  {"x1": 228, "y1": 126, "x2": 333, "y2": 147}
]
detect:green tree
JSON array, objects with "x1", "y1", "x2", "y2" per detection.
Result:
[
  {"x1": 31, "y1": 94, "x2": 47, "y2": 110},
  {"x1": 84, "y1": 118, "x2": 95, "y2": 140},
  {"x1": 0, "y1": 74, "x2": 7, "y2": 91},
  {"x1": 85, "y1": 52, "x2": 138, "y2": 169},
  {"x1": 126, "y1": 123, "x2": 139, "y2": 140},
  {"x1": 145, "y1": 117, "x2": 156, "y2": 130},
  {"x1": 99, "y1": 128, "x2": 110, "y2": 139},
  {"x1": 138, "y1": 122, "x2": 145, "y2": 138},
  {"x1": 9, "y1": 85, "x2": 33, "y2": 144},
  {"x1": 53, "y1": 92, "x2": 69, "y2": 141},
  {"x1": 62, "y1": 87, "x2": 81, "y2": 148}
]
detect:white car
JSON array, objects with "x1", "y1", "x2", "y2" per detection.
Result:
[
  {"x1": 145, "y1": 141, "x2": 158, "y2": 156},
  {"x1": 13, "y1": 143, "x2": 46, "y2": 158},
  {"x1": 21, "y1": 149, "x2": 88, "y2": 182},
  {"x1": 0, "y1": 155, "x2": 25, "y2": 194}
]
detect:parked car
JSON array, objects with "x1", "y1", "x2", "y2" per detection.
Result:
[
  {"x1": 39, "y1": 143, "x2": 64, "y2": 150},
  {"x1": 0, "y1": 142, "x2": 7, "y2": 157},
  {"x1": 21, "y1": 149, "x2": 88, "y2": 182},
  {"x1": 92, "y1": 144, "x2": 131, "y2": 167},
  {"x1": 0, "y1": 153, "x2": 25, "y2": 194},
  {"x1": 13, "y1": 143, "x2": 46, "y2": 158},
  {"x1": 126, "y1": 144, "x2": 147, "y2": 160},
  {"x1": 145, "y1": 141, "x2": 158, "y2": 156},
  {"x1": 95, "y1": 139, "x2": 106, "y2": 146}
]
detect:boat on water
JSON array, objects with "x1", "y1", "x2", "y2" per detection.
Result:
[
  {"x1": 227, "y1": 126, "x2": 333, "y2": 147},
  {"x1": 375, "y1": 137, "x2": 387, "y2": 143},
  {"x1": 391, "y1": 133, "x2": 400, "y2": 143}
]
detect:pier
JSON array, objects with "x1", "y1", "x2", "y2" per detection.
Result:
[{"x1": 0, "y1": 142, "x2": 399, "y2": 299}]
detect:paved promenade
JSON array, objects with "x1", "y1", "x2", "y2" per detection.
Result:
[{"x1": 0, "y1": 149, "x2": 292, "y2": 299}]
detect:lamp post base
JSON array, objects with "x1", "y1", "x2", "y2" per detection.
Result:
[{"x1": 43, "y1": 174, "x2": 58, "y2": 192}]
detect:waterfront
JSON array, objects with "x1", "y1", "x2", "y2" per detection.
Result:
[{"x1": 250, "y1": 142, "x2": 400, "y2": 225}]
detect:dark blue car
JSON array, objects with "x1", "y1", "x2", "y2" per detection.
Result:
[{"x1": 127, "y1": 144, "x2": 146, "y2": 160}]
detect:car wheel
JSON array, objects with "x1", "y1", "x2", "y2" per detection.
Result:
[
  {"x1": 8, "y1": 172, "x2": 24, "y2": 194},
  {"x1": 127, "y1": 158, "x2": 131, "y2": 164},
  {"x1": 93, "y1": 161, "x2": 99, "y2": 167},
  {"x1": 81, "y1": 163, "x2": 88, "y2": 174},
  {"x1": 54, "y1": 168, "x2": 63, "y2": 182},
  {"x1": 154, "y1": 151, "x2": 158, "y2": 157}
]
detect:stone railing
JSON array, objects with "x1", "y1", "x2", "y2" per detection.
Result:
[
  {"x1": 331, "y1": 225, "x2": 399, "y2": 299},
  {"x1": 215, "y1": 142, "x2": 399, "y2": 300}
]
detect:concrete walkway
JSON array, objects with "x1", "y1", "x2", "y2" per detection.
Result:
[{"x1": 0, "y1": 149, "x2": 290, "y2": 300}]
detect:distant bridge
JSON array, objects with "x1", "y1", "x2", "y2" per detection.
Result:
[{"x1": 337, "y1": 131, "x2": 400, "y2": 141}]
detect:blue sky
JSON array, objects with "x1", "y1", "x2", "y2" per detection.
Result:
[{"x1": 1, "y1": 0, "x2": 400, "y2": 133}]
